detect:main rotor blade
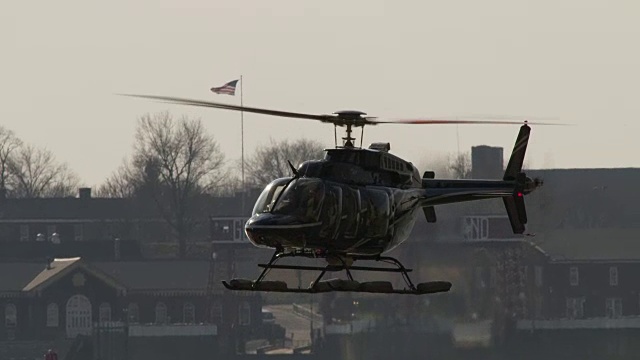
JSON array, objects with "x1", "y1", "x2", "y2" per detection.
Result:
[
  {"x1": 372, "y1": 118, "x2": 567, "y2": 125},
  {"x1": 118, "y1": 94, "x2": 335, "y2": 122}
]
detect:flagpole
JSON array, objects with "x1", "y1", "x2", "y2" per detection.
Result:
[{"x1": 240, "y1": 75, "x2": 245, "y2": 216}]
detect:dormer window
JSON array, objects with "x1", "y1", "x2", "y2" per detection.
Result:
[
  {"x1": 74, "y1": 224, "x2": 84, "y2": 241},
  {"x1": 609, "y1": 266, "x2": 618, "y2": 286},
  {"x1": 20, "y1": 225, "x2": 29, "y2": 242},
  {"x1": 570, "y1": 267, "x2": 579, "y2": 286}
]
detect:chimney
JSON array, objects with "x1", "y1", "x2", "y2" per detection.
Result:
[
  {"x1": 78, "y1": 187, "x2": 91, "y2": 199},
  {"x1": 46, "y1": 256, "x2": 54, "y2": 270},
  {"x1": 114, "y1": 238, "x2": 121, "y2": 261},
  {"x1": 471, "y1": 146, "x2": 504, "y2": 179}
]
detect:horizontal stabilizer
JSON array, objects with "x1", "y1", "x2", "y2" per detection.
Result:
[{"x1": 422, "y1": 171, "x2": 437, "y2": 222}]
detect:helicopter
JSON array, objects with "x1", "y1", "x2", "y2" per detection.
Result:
[{"x1": 122, "y1": 93, "x2": 549, "y2": 295}]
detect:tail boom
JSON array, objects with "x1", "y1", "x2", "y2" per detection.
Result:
[{"x1": 418, "y1": 123, "x2": 541, "y2": 234}]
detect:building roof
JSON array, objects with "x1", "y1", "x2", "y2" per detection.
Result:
[
  {"x1": 22, "y1": 257, "x2": 81, "y2": 291},
  {"x1": 525, "y1": 167, "x2": 640, "y2": 230},
  {"x1": 533, "y1": 228, "x2": 640, "y2": 262},
  {"x1": 0, "y1": 239, "x2": 143, "y2": 261},
  {"x1": 0, "y1": 262, "x2": 49, "y2": 293},
  {"x1": 0, "y1": 258, "x2": 211, "y2": 295},
  {"x1": 92, "y1": 260, "x2": 209, "y2": 292},
  {"x1": 0, "y1": 188, "x2": 262, "y2": 220},
  {"x1": 0, "y1": 197, "x2": 139, "y2": 220},
  {"x1": 408, "y1": 167, "x2": 640, "y2": 262}
]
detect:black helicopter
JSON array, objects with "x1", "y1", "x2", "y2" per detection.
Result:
[{"x1": 122, "y1": 94, "x2": 548, "y2": 295}]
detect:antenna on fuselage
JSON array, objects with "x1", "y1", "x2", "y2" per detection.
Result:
[{"x1": 287, "y1": 160, "x2": 299, "y2": 177}]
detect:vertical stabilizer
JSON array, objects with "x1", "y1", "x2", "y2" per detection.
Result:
[{"x1": 502, "y1": 124, "x2": 531, "y2": 234}]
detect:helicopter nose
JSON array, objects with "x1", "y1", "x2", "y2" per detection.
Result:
[
  {"x1": 244, "y1": 214, "x2": 297, "y2": 247},
  {"x1": 245, "y1": 214, "x2": 321, "y2": 249}
]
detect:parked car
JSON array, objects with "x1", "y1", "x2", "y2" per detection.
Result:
[{"x1": 262, "y1": 309, "x2": 276, "y2": 324}]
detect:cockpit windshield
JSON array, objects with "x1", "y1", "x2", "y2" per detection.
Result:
[
  {"x1": 252, "y1": 178, "x2": 292, "y2": 215},
  {"x1": 271, "y1": 178, "x2": 325, "y2": 222}
]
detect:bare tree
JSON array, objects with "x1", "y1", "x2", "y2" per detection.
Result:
[
  {"x1": 448, "y1": 151, "x2": 471, "y2": 179},
  {"x1": 8, "y1": 144, "x2": 80, "y2": 198},
  {"x1": 130, "y1": 111, "x2": 225, "y2": 258},
  {"x1": 417, "y1": 153, "x2": 455, "y2": 179},
  {"x1": 244, "y1": 138, "x2": 326, "y2": 188},
  {"x1": 211, "y1": 164, "x2": 243, "y2": 196},
  {"x1": 0, "y1": 126, "x2": 22, "y2": 191},
  {"x1": 417, "y1": 151, "x2": 471, "y2": 179},
  {"x1": 95, "y1": 159, "x2": 140, "y2": 198}
]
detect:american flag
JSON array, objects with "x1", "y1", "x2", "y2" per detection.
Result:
[{"x1": 210, "y1": 79, "x2": 238, "y2": 95}]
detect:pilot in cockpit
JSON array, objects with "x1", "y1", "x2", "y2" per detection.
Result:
[{"x1": 305, "y1": 183, "x2": 323, "y2": 221}]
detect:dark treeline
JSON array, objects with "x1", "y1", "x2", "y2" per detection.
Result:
[
  {"x1": 0, "y1": 111, "x2": 473, "y2": 200},
  {"x1": 0, "y1": 126, "x2": 80, "y2": 198},
  {"x1": 1, "y1": 111, "x2": 470, "y2": 257}
]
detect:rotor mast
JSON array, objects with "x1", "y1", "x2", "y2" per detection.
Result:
[{"x1": 342, "y1": 123, "x2": 356, "y2": 148}]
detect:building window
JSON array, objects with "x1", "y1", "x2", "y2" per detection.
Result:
[
  {"x1": 211, "y1": 302, "x2": 223, "y2": 325},
  {"x1": 489, "y1": 266, "x2": 497, "y2": 288},
  {"x1": 609, "y1": 266, "x2": 618, "y2": 286},
  {"x1": 105, "y1": 223, "x2": 114, "y2": 239},
  {"x1": 46, "y1": 303, "x2": 59, "y2": 327},
  {"x1": 183, "y1": 303, "x2": 195, "y2": 324},
  {"x1": 74, "y1": 224, "x2": 84, "y2": 241},
  {"x1": 47, "y1": 225, "x2": 57, "y2": 238},
  {"x1": 569, "y1": 267, "x2": 579, "y2": 286},
  {"x1": 535, "y1": 266, "x2": 543, "y2": 287},
  {"x1": 520, "y1": 266, "x2": 528, "y2": 282},
  {"x1": 99, "y1": 303, "x2": 111, "y2": 323},
  {"x1": 534, "y1": 296, "x2": 543, "y2": 319},
  {"x1": 155, "y1": 302, "x2": 167, "y2": 324},
  {"x1": 606, "y1": 298, "x2": 622, "y2": 318},
  {"x1": 239, "y1": 302, "x2": 251, "y2": 326},
  {"x1": 475, "y1": 267, "x2": 485, "y2": 289},
  {"x1": 5, "y1": 304, "x2": 17, "y2": 328},
  {"x1": 566, "y1": 297, "x2": 585, "y2": 319},
  {"x1": 20, "y1": 225, "x2": 29, "y2": 242},
  {"x1": 127, "y1": 303, "x2": 139, "y2": 324}
]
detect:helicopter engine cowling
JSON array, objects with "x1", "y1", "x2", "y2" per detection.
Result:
[{"x1": 297, "y1": 160, "x2": 324, "y2": 178}]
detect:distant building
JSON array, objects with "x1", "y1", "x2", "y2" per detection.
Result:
[
  {"x1": 0, "y1": 187, "x2": 264, "y2": 260},
  {"x1": 0, "y1": 186, "x2": 272, "y2": 359},
  {"x1": 0, "y1": 257, "x2": 263, "y2": 358},
  {"x1": 318, "y1": 166, "x2": 640, "y2": 359},
  {"x1": 527, "y1": 228, "x2": 640, "y2": 319},
  {"x1": 471, "y1": 145, "x2": 503, "y2": 180}
]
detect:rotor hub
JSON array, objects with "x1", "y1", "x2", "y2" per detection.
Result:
[
  {"x1": 333, "y1": 110, "x2": 367, "y2": 119},
  {"x1": 331, "y1": 110, "x2": 373, "y2": 130}
]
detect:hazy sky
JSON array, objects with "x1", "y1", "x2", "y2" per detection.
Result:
[{"x1": 2, "y1": 0, "x2": 639, "y2": 187}]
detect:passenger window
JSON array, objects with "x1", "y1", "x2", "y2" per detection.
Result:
[
  {"x1": 319, "y1": 186, "x2": 342, "y2": 238},
  {"x1": 341, "y1": 187, "x2": 360, "y2": 238},
  {"x1": 361, "y1": 189, "x2": 390, "y2": 237}
]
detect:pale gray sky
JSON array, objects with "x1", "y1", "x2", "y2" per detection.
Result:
[{"x1": 2, "y1": 0, "x2": 639, "y2": 187}]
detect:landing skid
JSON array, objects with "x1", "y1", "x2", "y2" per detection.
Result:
[{"x1": 222, "y1": 249, "x2": 452, "y2": 295}]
